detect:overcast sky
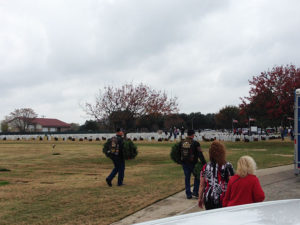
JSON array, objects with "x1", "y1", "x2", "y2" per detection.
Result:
[{"x1": 1, "y1": 0, "x2": 300, "y2": 124}]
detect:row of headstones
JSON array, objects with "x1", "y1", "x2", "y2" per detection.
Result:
[
  {"x1": 0, "y1": 133, "x2": 184, "y2": 142},
  {"x1": 0, "y1": 132, "x2": 281, "y2": 142},
  {"x1": 201, "y1": 133, "x2": 281, "y2": 142},
  {"x1": 0, "y1": 134, "x2": 114, "y2": 141}
]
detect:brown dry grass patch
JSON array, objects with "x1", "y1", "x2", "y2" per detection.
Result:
[
  {"x1": 0, "y1": 140, "x2": 294, "y2": 224},
  {"x1": 0, "y1": 141, "x2": 184, "y2": 225}
]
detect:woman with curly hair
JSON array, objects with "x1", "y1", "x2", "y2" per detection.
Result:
[
  {"x1": 222, "y1": 156, "x2": 265, "y2": 207},
  {"x1": 198, "y1": 141, "x2": 234, "y2": 210}
]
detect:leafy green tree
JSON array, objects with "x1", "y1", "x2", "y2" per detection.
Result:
[
  {"x1": 136, "y1": 114, "x2": 164, "y2": 131},
  {"x1": 69, "y1": 123, "x2": 80, "y2": 131},
  {"x1": 80, "y1": 120, "x2": 100, "y2": 132},
  {"x1": 1, "y1": 120, "x2": 8, "y2": 132},
  {"x1": 215, "y1": 106, "x2": 240, "y2": 129}
]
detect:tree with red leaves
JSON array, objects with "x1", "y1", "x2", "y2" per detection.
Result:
[
  {"x1": 240, "y1": 65, "x2": 300, "y2": 127},
  {"x1": 85, "y1": 83, "x2": 178, "y2": 130}
]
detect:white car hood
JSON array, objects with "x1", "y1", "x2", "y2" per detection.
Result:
[{"x1": 134, "y1": 199, "x2": 300, "y2": 225}]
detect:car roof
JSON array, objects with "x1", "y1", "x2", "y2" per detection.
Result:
[{"x1": 134, "y1": 199, "x2": 300, "y2": 225}]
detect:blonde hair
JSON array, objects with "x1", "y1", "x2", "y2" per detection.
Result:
[{"x1": 236, "y1": 155, "x2": 256, "y2": 178}]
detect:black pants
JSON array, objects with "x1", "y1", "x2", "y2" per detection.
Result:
[
  {"x1": 107, "y1": 157, "x2": 125, "y2": 186},
  {"x1": 204, "y1": 199, "x2": 222, "y2": 210}
]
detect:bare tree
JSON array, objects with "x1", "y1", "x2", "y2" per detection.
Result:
[
  {"x1": 7, "y1": 108, "x2": 38, "y2": 132},
  {"x1": 84, "y1": 83, "x2": 178, "y2": 130}
]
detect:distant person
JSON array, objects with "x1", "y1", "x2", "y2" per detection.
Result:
[
  {"x1": 280, "y1": 126, "x2": 284, "y2": 141},
  {"x1": 164, "y1": 129, "x2": 168, "y2": 136},
  {"x1": 179, "y1": 129, "x2": 206, "y2": 199},
  {"x1": 198, "y1": 141, "x2": 234, "y2": 210},
  {"x1": 169, "y1": 127, "x2": 173, "y2": 139},
  {"x1": 173, "y1": 127, "x2": 177, "y2": 139},
  {"x1": 180, "y1": 126, "x2": 185, "y2": 138},
  {"x1": 291, "y1": 128, "x2": 295, "y2": 141},
  {"x1": 233, "y1": 128, "x2": 237, "y2": 135},
  {"x1": 222, "y1": 156, "x2": 265, "y2": 207},
  {"x1": 106, "y1": 128, "x2": 125, "y2": 187}
]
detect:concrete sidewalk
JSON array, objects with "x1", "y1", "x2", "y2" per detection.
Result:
[{"x1": 111, "y1": 164, "x2": 294, "y2": 225}]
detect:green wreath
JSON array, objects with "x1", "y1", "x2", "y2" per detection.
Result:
[
  {"x1": 170, "y1": 143, "x2": 204, "y2": 179},
  {"x1": 193, "y1": 161, "x2": 204, "y2": 179},
  {"x1": 170, "y1": 143, "x2": 182, "y2": 164},
  {"x1": 103, "y1": 139, "x2": 138, "y2": 160},
  {"x1": 123, "y1": 139, "x2": 138, "y2": 160}
]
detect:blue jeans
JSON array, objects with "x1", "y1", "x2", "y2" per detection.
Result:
[
  {"x1": 182, "y1": 163, "x2": 199, "y2": 197},
  {"x1": 107, "y1": 157, "x2": 125, "y2": 186}
]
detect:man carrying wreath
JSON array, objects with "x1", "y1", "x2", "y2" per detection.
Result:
[
  {"x1": 106, "y1": 128, "x2": 125, "y2": 187},
  {"x1": 179, "y1": 129, "x2": 206, "y2": 199}
]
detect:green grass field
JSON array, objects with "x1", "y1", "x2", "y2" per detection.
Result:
[{"x1": 0, "y1": 139, "x2": 294, "y2": 225}]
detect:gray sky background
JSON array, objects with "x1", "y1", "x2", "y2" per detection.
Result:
[{"x1": 1, "y1": 0, "x2": 300, "y2": 124}]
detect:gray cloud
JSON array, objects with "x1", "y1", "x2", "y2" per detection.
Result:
[{"x1": 1, "y1": 0, "x2": 300, "y2": 124}]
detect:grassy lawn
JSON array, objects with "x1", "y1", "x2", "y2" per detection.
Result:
[{"x1": 0, "y1": 139, "x2": 294, "y2": 225}]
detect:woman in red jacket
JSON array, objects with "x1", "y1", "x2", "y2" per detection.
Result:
[{"x1": 222, "y1": 155, "x2": 265, "y2": 207}]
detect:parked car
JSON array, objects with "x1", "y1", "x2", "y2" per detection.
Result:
[{"x1": 134, "y1": 199, "x2": 300, "y2": 225}]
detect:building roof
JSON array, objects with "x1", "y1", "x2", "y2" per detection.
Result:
[{"x1": 31, "y1": 118, "x2": 71, "y2": 128}]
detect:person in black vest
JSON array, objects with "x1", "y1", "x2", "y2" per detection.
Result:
[
  {"x1": 106, "y1": 128, "x2": 125, "y2": 187},
  {"x1": 180, "y1": 129, "x2": 206, "y2": 199}
]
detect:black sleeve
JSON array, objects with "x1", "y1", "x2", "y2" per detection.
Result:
[
  {"x1": 119, "y1": 138, "x2": 124, "y2": 151},
  {"x1": 194, "y1": 141, "x2": 206, "y2": 165},
  {"x1": 199, "y1": 151, "x2": 206, "y2": 165},
  {"x1": 118, "y1": 137, "x2": 125, "y2": 160}
]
